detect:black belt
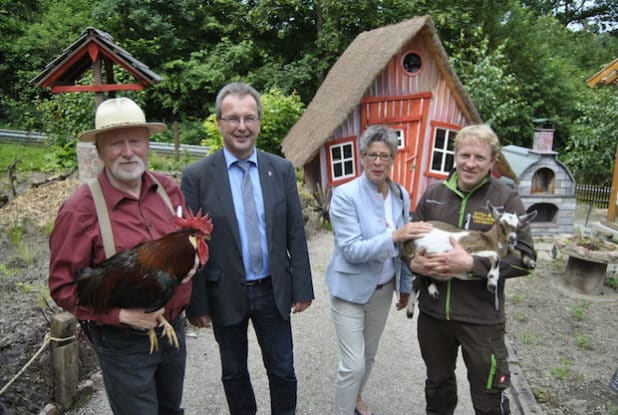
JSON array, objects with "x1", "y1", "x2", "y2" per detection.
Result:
[
  {"x1": 243, "y1": 276, "x2": 271, "y2": 286},
  {"x1": 81, "y1": 315, "x2": 181, "y2": 337}
]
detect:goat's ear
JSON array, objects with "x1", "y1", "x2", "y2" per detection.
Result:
[
  {"x1": 489, "y1": 202, "x2": 501, "y2": 220},
  {"x1": 519, "y1": 210, "x2": 537, "y2": 227}
]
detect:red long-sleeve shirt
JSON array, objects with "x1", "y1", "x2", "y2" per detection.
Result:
[{"x1": 48, "y1": 170, "x2": 191, "y2": 326}]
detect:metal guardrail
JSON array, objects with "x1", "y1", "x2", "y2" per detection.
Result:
[
  {"x1": 0, "y1": 129, "x2": 47, "y2": 144},
  {"x1": 0, "y1": 129, "x2": 209, "y2": 156}
]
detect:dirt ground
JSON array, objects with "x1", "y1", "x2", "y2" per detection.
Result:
[{"x1": 0, "y1": 173, "x2": 617, "y2": 414}]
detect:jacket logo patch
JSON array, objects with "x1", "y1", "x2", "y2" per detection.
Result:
[{"x1": 472, "y1": 211, "x2": 494, "y2": 226}]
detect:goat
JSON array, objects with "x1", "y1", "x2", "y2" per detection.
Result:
[{"x1": 402, "y1": 203, "x2": 537, "y2": 318}]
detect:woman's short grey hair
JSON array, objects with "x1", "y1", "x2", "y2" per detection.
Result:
[
  {"x1": 359, "y1": 125, "x2": 398, "y2": 155},
  {"x1": 215, "y1": 82, "x2": 262, "y2": 119}
]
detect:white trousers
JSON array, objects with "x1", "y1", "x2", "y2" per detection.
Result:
[{"x1": 330, "y1": 279, "x2": 394, "y2": 415}]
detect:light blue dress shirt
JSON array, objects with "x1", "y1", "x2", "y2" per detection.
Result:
[{"x1": 223, "y1": 147, "x2": 270, "y2": 280}]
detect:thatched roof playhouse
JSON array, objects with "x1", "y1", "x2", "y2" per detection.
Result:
[{"x1": 282, "y1": 15, "x2": 516, "y2": 208}]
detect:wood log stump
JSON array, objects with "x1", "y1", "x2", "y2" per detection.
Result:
[{"x1": 555, "y1": 236, "x2": 618, "y2": 295}]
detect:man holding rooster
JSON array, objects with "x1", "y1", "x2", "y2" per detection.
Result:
[
  {"x1": 49, "y1": 97, "x2": 202, "y2": 415},
  {"x1": 181, "y1": 82, "x2": 314, "y2": 415}
]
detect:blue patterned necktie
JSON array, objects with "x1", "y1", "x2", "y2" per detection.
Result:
[{"x1": 236, "y1": 160, "x2": 263, "y2": 274}]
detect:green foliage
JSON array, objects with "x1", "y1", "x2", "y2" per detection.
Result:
[
  {"x1": 550, "y1": 357, "x2": 572, "y2": 380},
  {"x1": 151, "y1": 120, "x2": 207, "y2": 146},
  {"x1": 508, "y1": 293, "x2": 524, "y2": 304},
  {"x1": 202, "y1": 113, "x2": 223, "y2": 153},
  {"x1": 0, "y1": 144, "x2": 51, "y2": 172},
  {"x1": 451, "y1": 35, "x2": 532, "y2": 145},
  {"x1": 7, "y1": 225, "x2": 23, "y2": 247},
  {"x1": 0, "y1": 0, "x2": 94, "y2": 130},
  {"x1": 606, "y1": 276, "x2": 618, "y2": 290},
  {"x1": 148, "y1": 151, "x2": 199, "y2": 172},
  {"x1": 513, "y1": 310, "x2": 528, "y2": 323},
  {"x1": 521, "y1": 333, "x2": 534, "y2": 345},
  {"x1": 40, "y1": 221, "x2": 54, "y2": 237},
  {"x1": 259, "y1": 88, "x2": 304, "y2": 155},
  {"x1": 0, "y1": 262, "x2": 18, "y2": 277},
  {"x1": 562, "y1": 89, "x2": 618, "y2": 187},
  {"x1": 572, "y1": 333, "x2": 592, "y2": 350},
  {"x1": 201, "y1": 88, "x2": 304, "y2": 156},
  {"x1": 0, "y1": 0, "x2": 616, "y2": 192},
  {"x1": 569, "y1": 299, "x2": 591, "y2": 320}
]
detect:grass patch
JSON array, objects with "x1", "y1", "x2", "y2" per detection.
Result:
[
  {"x1": 513, "y1": 310, "x2": 527, "y2": 323},
  {"x1": 521, "y1": 333, "x2": 534, "y2": 345},
  {"x1": 0, "y1": 143, "x2": 53, "y2": 172},
  {"x1": 508, "y1": 293, "x2": 524, "y2": 304},
  {"x1": 550, "y1": 358, "x2": 572, "y2": 380},
  {"x1": 572, "y1": 333, "x2": 592, "y2": 350},
  {"x1": 570, "y1": 299, "x2": 591, "y2": 321}
]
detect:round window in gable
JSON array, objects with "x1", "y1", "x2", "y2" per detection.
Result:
[{"x1": 402, "y1": 52, "x2": 422, "y2": 75}]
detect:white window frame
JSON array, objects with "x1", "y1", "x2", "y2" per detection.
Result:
[
  {"x1": 393, "y1": 128, "x2": 405, "y2": 149},
  {"x1": 429, "y1": 127, "x2": 457, "y2": 175},
  {"x1": 329, "y1": 141, "x2": 356, "y2": 181}
]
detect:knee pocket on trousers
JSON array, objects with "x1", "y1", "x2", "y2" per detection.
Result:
[{"x1": 488, "y1": 337, "x2": 510, "y2": 390}]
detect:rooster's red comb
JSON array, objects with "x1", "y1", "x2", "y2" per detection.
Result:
[{"x1": 174, "y1": 208, "x2": 213, "y2": 235}]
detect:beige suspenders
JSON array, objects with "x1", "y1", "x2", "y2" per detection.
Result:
[{"x1": 87, "y1": 173, "x2": 175, "y2": 259}]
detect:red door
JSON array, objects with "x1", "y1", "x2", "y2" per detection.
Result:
[{"x1": 361, "y1": 92, "x2": 431, "y2": 207}]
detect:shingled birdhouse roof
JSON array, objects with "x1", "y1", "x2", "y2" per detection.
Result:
[{"x1": 31, "y1": 27, "x2": 161, "y2": 93}]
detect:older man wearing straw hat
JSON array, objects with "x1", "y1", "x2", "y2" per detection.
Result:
[{"x1": 49, "y1": 97, "x2": 192, "y2": 414}]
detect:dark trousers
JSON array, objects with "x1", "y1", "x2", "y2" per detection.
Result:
[
  {"x1": 417, "y1": 312, "x2": 511, "y2": 415},
  {"x1": 212, "y1": 278, "x2": 297, "y2": 415},
  {"x1": 84, "y1": 317, "x2": 186, "y2": 415}
]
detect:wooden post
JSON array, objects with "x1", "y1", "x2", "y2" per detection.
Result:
[
  {"x1": 608, "y1": 142, "x2": 618, "y2": 222},
  {"x1": 50, "y1": 312, "x2": 79, "y2": 409},
  {"x1": 173, "y1": 121, "x2": 180, "y2": 161}
]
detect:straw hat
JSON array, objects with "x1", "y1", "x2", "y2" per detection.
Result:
[{"x1": 78, "y1": 97, "x2": 166, "y2": 142}]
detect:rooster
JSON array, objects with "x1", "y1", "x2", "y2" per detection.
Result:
[{"x1": 75, "y1": 209, "x2": 213, "y2": 353}]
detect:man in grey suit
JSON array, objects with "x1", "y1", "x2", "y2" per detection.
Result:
[{"x1": 181, "y1": 82, "x2": 314, "y2": 415}]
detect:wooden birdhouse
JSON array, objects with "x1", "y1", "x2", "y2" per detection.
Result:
[{"x1": 31, "y1": 27, "x2": 162, "y2": 181}]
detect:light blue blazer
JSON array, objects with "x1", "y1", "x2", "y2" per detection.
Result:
[{"x1": 325, "y1": 174, "x2": 413, "y2": 304}]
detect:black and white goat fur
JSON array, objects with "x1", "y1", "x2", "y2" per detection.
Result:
[{"x1": 402, "y1": 203, "x2": 537, "y2": 318}]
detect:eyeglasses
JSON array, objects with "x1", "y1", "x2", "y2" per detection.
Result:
[
  {"x1": 219, "y1": 116, "x2": 260, "y2": 127},
  {"x1": 364, "y1": 152, "x2": 393, "y2": 161}
]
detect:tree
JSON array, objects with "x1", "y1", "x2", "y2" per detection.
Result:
[
  {"x1": 521, "y1": 0, "x2": 618, "y2": 33},
  {"x1": 450, "y1": 35, "x2": 533, "y2": 145},
  {"x1": 562, "y1": 88, "x2": 617, "y2": 187},
  {"x1": 0, "y1": 0, "x2": 93, "y2": 130},
  {"x1": 202, "y1": 88, "x2": 304, "y2": 156}
]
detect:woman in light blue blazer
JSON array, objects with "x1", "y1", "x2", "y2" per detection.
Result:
[{"x1": 326, "y1": 125, "x2": 432, "y2": 415}]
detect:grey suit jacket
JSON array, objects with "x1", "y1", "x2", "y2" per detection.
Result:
[{"x1": 181, "y1": 149, "x2": 314, "y2": 326}]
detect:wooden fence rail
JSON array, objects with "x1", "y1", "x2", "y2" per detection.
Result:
[{"x1": 575, "y1": 183, "x2": 610, "y2": 208}]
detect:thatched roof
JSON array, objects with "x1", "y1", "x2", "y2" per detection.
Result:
[{"x1": 282, "y1": 15, "x2": 517, "y2": 182}]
